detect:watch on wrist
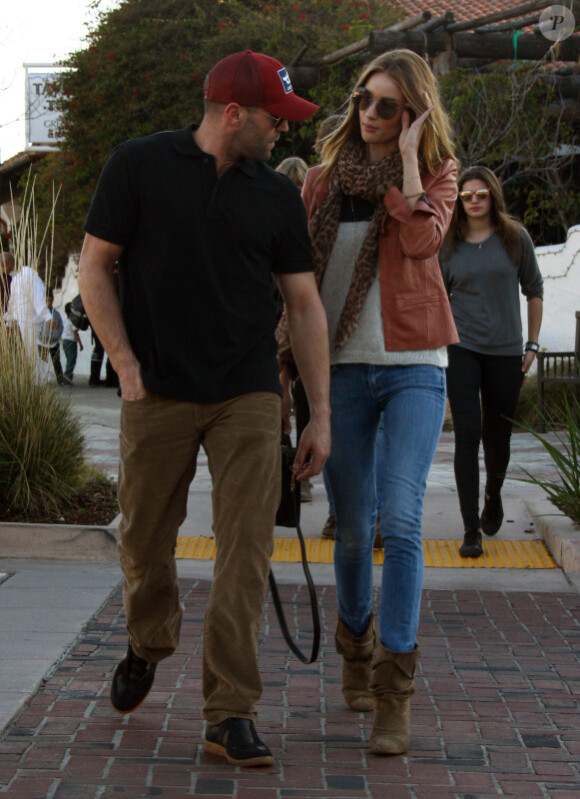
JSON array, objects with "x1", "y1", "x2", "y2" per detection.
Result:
[{"x1": 525, "y1": 341, "x2": 539, "y2": 353}]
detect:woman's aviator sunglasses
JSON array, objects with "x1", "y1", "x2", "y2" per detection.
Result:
[
  {"x1": 459, "y1": 189, "x2": 491, "y2": 202},
  {"x1": 351, "y1": 87, "x2": 405, "y2": 120}
]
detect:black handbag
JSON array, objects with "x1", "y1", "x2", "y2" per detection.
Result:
[
  {"x1": 269, "y1": 432, "x2": 320, "y2": 664},
  {"x1": 275, "y1": 435, "x2": 301, "y2": 527}
]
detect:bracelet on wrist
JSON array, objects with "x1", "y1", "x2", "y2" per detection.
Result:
[
  {"x1": 403, "y1": 190, "x2": 424, "y2": 199},
  {"x1": 525, "y1": 341, "x2": 539, "y2": 353}
]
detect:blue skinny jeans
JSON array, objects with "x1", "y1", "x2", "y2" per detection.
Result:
[{"x1": 325, "y1": 363, "x2": 446, "y2": 653}]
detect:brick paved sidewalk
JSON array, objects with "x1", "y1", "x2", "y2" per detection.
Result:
[{"x1": 1, "y1": 581, "x2": 579, "y2": 799}]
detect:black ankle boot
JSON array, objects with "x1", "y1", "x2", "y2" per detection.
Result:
[
  {"x1": 459, "y1": 528, "x2": 483, "y2": 558},
  {"x1": 481, "y1": 493, "x2": 503, "y2": 536}
]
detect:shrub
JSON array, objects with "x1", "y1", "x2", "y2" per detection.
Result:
[
  {"x1": 0, "y1": 325, "x2": 87, "y2": 515},
  {"x1": 513, "y1": 373, "x2": 578, "y2": 431},
  {"x1": 515, "y1": 395, "x2": 580, "y2": 526},
  {"x1": 0, "y1": 178, "x2": 88, "y2": 516}
]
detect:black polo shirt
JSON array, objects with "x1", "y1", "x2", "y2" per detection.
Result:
[{"x1": 83, "y1": 124, "x2": 313, "y2": 402}]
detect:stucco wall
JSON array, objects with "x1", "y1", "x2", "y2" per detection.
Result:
[{"x1": 525, "y1": 224, "x2": 580, "y2": 355}]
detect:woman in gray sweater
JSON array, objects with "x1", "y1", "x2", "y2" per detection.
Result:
[{"x1": 440, "y1": 166, "x2": 543, "y2": 558}]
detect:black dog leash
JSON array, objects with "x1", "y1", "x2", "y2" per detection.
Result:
[{"x1": 268, "y1": 436, "x2": 320, "y2": 664}]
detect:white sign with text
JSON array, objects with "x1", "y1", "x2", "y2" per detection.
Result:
[{"x1": 25, "y1": 67, "x2": 63, "y2": 150}]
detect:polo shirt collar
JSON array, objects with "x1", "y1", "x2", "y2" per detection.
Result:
[{"x1": 172, "y1": 123, "x2": 259, "y2": 178}]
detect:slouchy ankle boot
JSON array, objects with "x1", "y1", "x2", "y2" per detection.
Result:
[
  {"x1": 335, "y1": 615, "x2": 376, "y2": 712},
  {"x1": 369, "y1": 644, "x2": 419, "y2": 755}
]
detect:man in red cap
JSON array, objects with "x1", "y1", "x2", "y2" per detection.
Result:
[{"x1": 78, "y1": 51, "x2": 330, "y2": 767}]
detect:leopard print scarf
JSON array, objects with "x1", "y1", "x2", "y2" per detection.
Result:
[{"x1": 309, "y1": 140, "x2": 404, "y2": 349}]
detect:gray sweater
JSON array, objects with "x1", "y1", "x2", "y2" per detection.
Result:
[
  {"x1": 439, "y1": 230, "x2": 543, "y2": 356},
  {"x1": 321, "y1": 221, "x2": 448, "y2": 367}
]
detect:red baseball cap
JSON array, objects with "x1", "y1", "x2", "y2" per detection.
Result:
[{"x1": 205, "y1": 50, "x2": 319, "y2": 122}]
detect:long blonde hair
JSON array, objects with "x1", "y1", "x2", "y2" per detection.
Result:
[{"x1": 320, "y1": 49, "x2": 456, "y2": 179}]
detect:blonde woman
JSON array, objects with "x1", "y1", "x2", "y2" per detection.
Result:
[
  {"x1": 278, "y1": 49, "x2": 458, "y2": 755},
  {"x1": 275, "y1": 156, "x2": 308, "y2": 189}
]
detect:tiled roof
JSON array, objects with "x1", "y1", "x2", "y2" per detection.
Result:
[
  {"x1": 0, "y1": 151, "x2": 43, "y2": 175},
  {"x1": 393, "y1": 0, "x2": 534, "y2": 25}
]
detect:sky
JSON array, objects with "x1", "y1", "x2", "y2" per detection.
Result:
[{"x1": 0, "y1": 0, "x2": 120, "y2": 163}]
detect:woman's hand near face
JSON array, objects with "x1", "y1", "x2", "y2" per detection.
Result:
[{"x1": 398, "y1": 102, "x2": 434, "y2": 161}]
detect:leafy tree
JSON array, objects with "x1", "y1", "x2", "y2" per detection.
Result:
[
  {"x1": 30, "y1": 1, "x2": 579, "y2": 279},
  {"x1": 33, "y1": 0, "x2": 400, "y2": 277},
  {"x1": 439, "y1": 64, "x2": 580, "y2": 245}
]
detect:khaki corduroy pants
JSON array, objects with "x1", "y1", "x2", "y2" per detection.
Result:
[{"x1": 117, "y1": 391, "x2": 281, "y2": 724}]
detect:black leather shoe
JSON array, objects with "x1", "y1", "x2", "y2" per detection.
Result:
[
  {"x1": 481, "y1": 493, "x2": 503, "y2": 536},
  {"x1": 204, "y1": 717, "x2": 274, "y2": 767},
  {"x1": 110, "y1": 643, "x2": 157, "y2": 714},
  {"x1": 459, "y1": 528, "x2": 483, "y2": 558}
]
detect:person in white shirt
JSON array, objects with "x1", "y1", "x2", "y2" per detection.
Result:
[
  {"x1": 2, "y1": 252, "x2": 58, "y2": 381},
  {"x1": 38, "y1": 289, "x2": 65, "y2": 384},
  {"x1": 62, "y1": 301, "x2": 84, "y2": 383}
]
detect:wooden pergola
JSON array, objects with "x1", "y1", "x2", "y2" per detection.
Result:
[{"x1": 289, "y1": 0, "x2": 580, "y2": 118}]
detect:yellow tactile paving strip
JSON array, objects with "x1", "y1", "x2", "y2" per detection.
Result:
[{"x1": 175, "y1": 537, "x2": 557, "y2": 568}]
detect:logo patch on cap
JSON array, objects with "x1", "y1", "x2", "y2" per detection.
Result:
[{"x1": 277, "y1": 67, "x2": 293, "y2": 95}]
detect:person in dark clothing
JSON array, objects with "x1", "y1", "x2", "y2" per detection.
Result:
[
  {"x1": 89, "y1": 326, "x2": 119, "y2": 387},
  {"x1": 78, "y1": 50, "x2": 330, "y2": 768},
  {"x1": 440, "y1": 165, "x2": 543, "y2": 558},
  {"x1": 89, "y1": 269, "x2": 119, "y2": 387}
]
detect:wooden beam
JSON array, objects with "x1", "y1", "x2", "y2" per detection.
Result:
[
  {"x1": 287, "y1": 66, "x2": 318, "y2": 90},
  {"x1": 290, "y1": 43, "x2": 310, "y2": 67},
  {"x1": 548, "y1": 98, "x2": 580, "y2": 122},
  {"x1": 368, "y1": 30, "x2": 580, "y2": 61},
  {"x1": 312, "y1": 11, "x2": 431, "y2": 67},
  {"x1": 541, "y1": 73, "x2": 580, "y2": 100},
  {"x1": 418, "y1": 11, "x2": 455, "y2": 33},
  {"x1": 475, "y1": 14, "x2": 540, "y2": 34},
  {"x1": 387, "y1": 11, "x2": 432, "y2": 32},
  {"x1": 447, "y1": 0, "x2": 552, "y2": 32}
]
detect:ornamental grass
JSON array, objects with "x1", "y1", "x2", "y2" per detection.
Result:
[
  {"x1": 515, "y1": 393, "x2": 580, "y2": 526},
  {"x1": 0, "y1": 178, "x2": 87, "y2": 517}
]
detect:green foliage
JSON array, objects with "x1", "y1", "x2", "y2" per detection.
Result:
[
  {"x1": 285, "y1": 58, "x2": 361, "y2": 163},
  {"x1": 10, "y1": 170, "x2": 61, "y2": 287},
  {"x1": 32, "y1": 0, "x2": 399, "y2": 270},
  {"x1": 440, "y1": 64, "x2": 580, "y2": 245},
  {"x1": 0, "y1": 182, "x2": 90, "y2": 516},
  {"x1": 516, "y1": 395, "x2": 580, "y2": 526},
  {"x1": 30, "y1": 2, "x2": 577, "y2": 265},
  {"x1": 514, "y1": 374, "x2": 579, "y2": 431},
  {"x1": 0, "y1": 333, "x2": 87, "y2": 515}
]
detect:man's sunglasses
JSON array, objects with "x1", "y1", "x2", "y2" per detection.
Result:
[
  {"x1": 459, "y1": 189, "x2": 491, "y2": 202},
  {"x1": 351, "y1": 87, "x2": 405, "y2": 120},
  {"x1": 250, "y1": 108, "x2": 286, "y2": 130}
]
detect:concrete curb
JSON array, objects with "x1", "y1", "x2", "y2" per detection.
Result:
[
  {"x1": 2, "y1": 502, "x2": 580, "y2": 577},
  {"x1": 525, "y1": 498, "x2": 580, "y2": 576},
  {"x1": 0, "y1": 518, "x2": 120, "y2": 561}
]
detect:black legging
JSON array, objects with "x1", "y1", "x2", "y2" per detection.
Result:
[{"x1": 446, "y1": 345, "x2": 523, "y2": 531}]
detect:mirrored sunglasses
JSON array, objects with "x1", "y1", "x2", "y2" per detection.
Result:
[
  {"x1": 459, "y1": 189, "x2": 491, "y2": 202},
  {"x1": 351, "y1": 87, "x2": 405, "y2": 120}
]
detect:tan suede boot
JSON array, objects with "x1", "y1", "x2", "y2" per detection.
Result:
[
  {"x1": 335, "y1": 616, "x2": 376, "y2": 712},
  {"x1": 369, "y1": 644, "x2": 419, "y2": 755}
]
